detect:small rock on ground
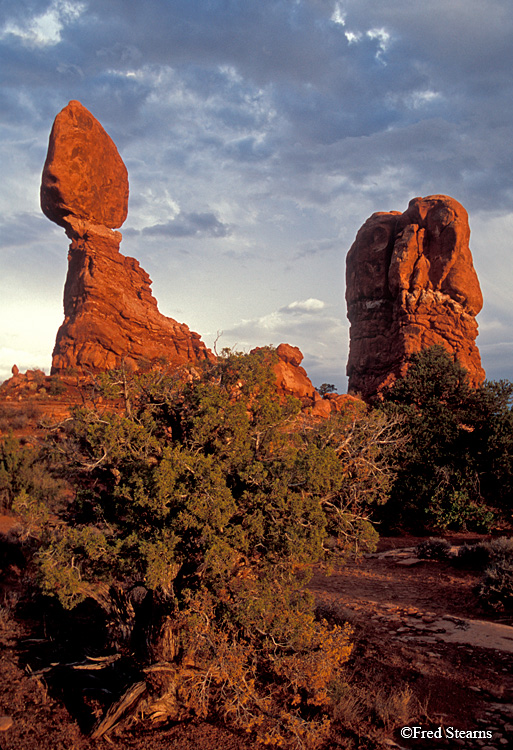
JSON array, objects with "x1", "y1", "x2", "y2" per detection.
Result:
[{"x1": 0, "y1": 716, "x2": 13, "y2": 731}]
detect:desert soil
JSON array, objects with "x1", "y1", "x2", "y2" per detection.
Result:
[
  {"x1": 1, "y1": 534, "x2": 512, "y2": 750},
  {"x1": 310, "y1": 536, "x2": 513, "y2": 749}
]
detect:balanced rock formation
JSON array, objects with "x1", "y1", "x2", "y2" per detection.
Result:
[
  {"x1": 41, "y1": 101, "x2": 213, "y2": 374},
  {"x1": 346, "y1": 195, "x2": 485, "y2": 399},
  {"x1": 41, "y1": 100, "x2": 128, "y2": 232}
]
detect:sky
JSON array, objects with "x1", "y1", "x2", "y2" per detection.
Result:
[{"x1": 1, "y1": 0, "x2": 512, "y2": 392}]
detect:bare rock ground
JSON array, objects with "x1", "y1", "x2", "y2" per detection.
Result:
[{"x1": 310, "y1": 539, "x2": 513, "y2": 749}]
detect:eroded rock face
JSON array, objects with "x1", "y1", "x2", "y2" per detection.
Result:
[
  {"x1": 251, "y1": 343, "x2": 356, "y2": 418},
  {"x1": 273, "y1": 344, "x2": 318, "y2": 403},
  {"x1": 346, "y1": 195, "x2": 485, "y2": 399},
  {"x1": 51, "y1": 225, "x2": 213, "y2": 373},
  {"x1": 41, "y1": 100, "x2": 128, "y2": 231},
  {"x1": 41, "y1": 101, "x2": 213, "y2": 374}
]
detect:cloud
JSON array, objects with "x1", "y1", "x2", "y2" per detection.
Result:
[
  {"x1": 281, "y1": 298, "x2": 326, "y2": 313},
  {"x1": 1, "y1": 212, "x2": 51, "y2": 248},
  {"x1": 140, "y1": 211, "x2": 232, "y2": 239},
  {"x1": 1, "y1": 0, "x2": 513, "y2": 387},
  {"x1": 366, "y1": 28, "x2": 392, "y2": 63},
  {"x1": 1, "y1": 0, "x2": 85, "y2": 48},
  {"x1": 219, "y1": 299, "x2": 349, "y2": 390},
  {"x1": 331, "y1": 3, "x2": 345, "y2": 27}
]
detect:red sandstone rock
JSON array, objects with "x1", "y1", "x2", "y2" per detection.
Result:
[
  {"x1": 274, "y1": 344, "x2": 318, "y2": 402},
  {"x1": 41, "y1": 101, "x2": 128, "y2": 231},
  {"x1": 41, "y1": 101, "x2": 213, "y2": 375},
  {"x1": 346, "y1": 195, "x2": 484, "y2": 399},
  {"x1": 249, "y1": 343, "x2": 319, "y2": 408},
  {"x1": 251, "y1": 343, "x2": 351, "y2": 417},
  {"x1": 51, "y1": 226, "x2": 213, "y2": 374},
  {"x1": 324, "y1": 392, "x2": 367, "y2": 416}
]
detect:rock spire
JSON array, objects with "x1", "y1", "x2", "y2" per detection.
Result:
[
  {"x1": 41, "y1": 100, "x2": 213, "y2": 374},
  {"x1": 346, "y1": 195, "x2": 485, "y2": 399}
]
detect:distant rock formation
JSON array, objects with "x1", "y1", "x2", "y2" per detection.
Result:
[
  {"x1": 38, "y1": 101, "x2": 360, "y2": 415},
  {"x1": 272, "y1": 344, "x2": 318, "y2": 404},
  {"x1": 41, "y1": 101, "x2": 213, "y2": 374},
  {"x1": 346, "y1": 195, "x2": 485, "y2": 399},
  {"x1": 252, "y1": 343, "x2": 360, "y2": 418}
]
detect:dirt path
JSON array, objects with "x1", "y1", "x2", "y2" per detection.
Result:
[{"x1": 310, "y1": 542, "x2": 513, "y2": 749}]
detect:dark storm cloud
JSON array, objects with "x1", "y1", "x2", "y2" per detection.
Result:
[
  {"x1": 4, "y1": 0, "x2": 512, "y2": 209},
  {"x1": 141, "y1": 211, "x2": 231, "y2": 239}
]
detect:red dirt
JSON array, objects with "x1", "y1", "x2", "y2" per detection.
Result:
[{"x1": 310, "y1": 537, "x2": 513, "y2": 748}]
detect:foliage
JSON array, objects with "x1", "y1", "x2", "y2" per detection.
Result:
[
  {"x1": 424, "y1": 488, "x2": 494, "y2": 532},
  {"x1": 476, "y1": 538, "x2": 513, "y2": 611},
  {"x1": 380, "y1": 346, "x2": 513, "y2": 532},
  {"x1": 454, "y1": 542, "x2": 492, "y2": 570},
  {"x1": 318, "y1": 384, "x2": 337, "y2": 397},
  {"x1": 0, "y1": 434, "x2": 65, "y2": 514},
  {"x1": 331, "y1": 679, "x2": 417, "y2": 738},
  {"x1": 46, "y1": 376, "x2": 66, "y2": 396},
  {"x1": 454, "y1": 536, "x2": 513, "y2": 568},
  {"x1": 34, "y1": 348, "x2": 401, "y2": 746},
  {"x1": 485, "y1": 537, "x2": 513, "y2": 559},
  {"x1": 466, "y1": 380, "x2": 513, "y2": 513},
  {"x1": 12, "y1": 489, "x2": 50, "y2": 540},
  {"x1": 415, "y1": 537, "x2": 451, "y2": 561},
  {"x1": 478, "y1": 560, "x2": 513, "y2": 611},
  {"x1": 0, "y1": 403, "x2": 41, "y2": 431}
]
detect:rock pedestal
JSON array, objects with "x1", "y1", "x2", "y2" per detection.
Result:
[
  {"x1": 346, "y1": 195, "x2": 484, "y2": 399},
  {"x1": 41, "y1": 101, "x2": 213, "y2": 375}
]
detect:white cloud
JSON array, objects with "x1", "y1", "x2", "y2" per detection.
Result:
[
  {"x1": 366, "y1": 27, "x2": 390, "y2": 46},
  {"x1": 387, "y1": 89, "x2": 443, "y2": 111},
  {"x1": 284, "y1": 298, "x2": 326, "y2": 312},
  {"x1": 366, "y1": 27, "x2": 391, "y2": 62},
  {"x1": 345, "y1": 31, "x2": 362, "y2": 44},
  {"x1": 331, "y1": 3, "x2": 346, "y2": 26},
  {"x1": 1, "y1": 0, "x2": 85, "y2": 48},
  {"x1": 128, "y1": 188, "x2": 181, "y2": 231}
]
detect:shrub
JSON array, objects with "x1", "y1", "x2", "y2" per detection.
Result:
[
  {"x1": 476, "y1": 538, "x2": 513, "y2": 611},
  {"x1": 425, "y1": 488, "x2": 495, "y2": 532},
  {"x1": 379, "y1": 346, "x2": 513, "y2": 532},
  {"x1": 487, "y1": 536, "x2": 513, "y2": 561},
  {"x1": 454, "y1": 542, "x2": 492, "y2": 570},
  {"x1": 370, "y1": 685, "x2": 415, "y2": 731},
  {"x1": 47, "y1": 377, "x2": 66, "y2": 396},
  {"x1": 454, "y1": 537, "x2": 513, "y2": 569},
  {"x1": 478, "y1": 560, "x2": 513, "y2": 610},
  {"x1": 34, "y1": 350, "x2": 400, "y2": 745},
  {"x1": 415, "y1": 537, "x2": 452, "y2": 561},
  {"x1": 318, "y1": 383, "x2": 337, "y2": 396},
  {"x1": 0, "y1": 404, "x2": 42, "y2": 432},
  {"x1": 332, "y1": 683, "x2": 417, "y2": 739},
  {"x1": 0, "y1": 434, "x2": 66, "y2": 513}
]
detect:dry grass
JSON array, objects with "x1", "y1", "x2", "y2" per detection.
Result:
[{"x1": 372, "y1": 685, "x2": 415, "y2": 730}]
